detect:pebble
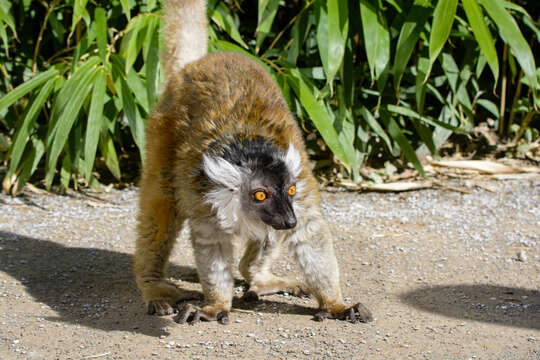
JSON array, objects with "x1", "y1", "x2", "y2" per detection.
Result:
[{"x1": 517, "y1": 250, "x2": 527, "y2": 262}]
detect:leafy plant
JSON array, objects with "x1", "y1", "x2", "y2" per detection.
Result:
[{"x1": 0, "y1": 0, "x2": 538, "y2": 194}]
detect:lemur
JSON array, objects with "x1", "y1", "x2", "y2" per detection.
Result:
[{"x1": 134, "y1": 0, "x2": 373, "y2": 325}]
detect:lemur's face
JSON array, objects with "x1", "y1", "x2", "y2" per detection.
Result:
[
  {"x1": 203, "y1": 141, "x2": 302, "y2": 232},
  {"x1": 244, "y1": 163, "x2": 297, "y2": 230}
]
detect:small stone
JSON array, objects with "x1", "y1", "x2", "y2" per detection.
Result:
[
  {"x1": 247, "y1": 333, "x2": 255, "y2": 337},
  {"x1": 303, "y1": 350, "x2": 311, "y2": 355},
  {"x1": 517, "y1": 250, "x2": 527, "y2": 262}
]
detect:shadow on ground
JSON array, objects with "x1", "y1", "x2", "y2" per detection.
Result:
[
  {"x1": 402, "y1": 284, "x2": 540, "y2": 330},
  {"x1": 0, "y1": 231, "x2": 314, "y2": 336}
]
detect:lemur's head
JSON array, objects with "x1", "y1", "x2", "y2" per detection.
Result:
[{"x1": 202, "y1": 139, "x2": 302, "y2": 232}]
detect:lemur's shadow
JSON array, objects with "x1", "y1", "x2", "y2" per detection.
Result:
[
  {"x1": 0, "y1": 231, "x2": 314, "y2": 337},
  {"x1": 402, "y1": 284, "x2": 540, "y2": 330}
]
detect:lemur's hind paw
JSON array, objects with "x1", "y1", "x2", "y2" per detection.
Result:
[
  {"x1": 147, "y1": 300, "x2": 176, "y2": 316},
  {"x1": 314, "y1": 302, "x2": 373, "y2": 323},
  {"x1": 174, "y1": 303, "x2": 230, "y2": 325}
]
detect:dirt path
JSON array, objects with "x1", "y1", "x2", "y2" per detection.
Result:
[{"x1": 0, "y1": 180, "x2": 539, "y2": 359}]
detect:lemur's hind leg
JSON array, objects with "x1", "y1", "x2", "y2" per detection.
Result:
[
  {"x1": 134, "y1": 115, "x2": 200, "y2": 316},
  {"x1": 239, "y1": 236, "x2": 308, "y2": 302}
]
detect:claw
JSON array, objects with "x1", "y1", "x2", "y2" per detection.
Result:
[
  {"x1": 147, "y1": 300, "x2": 174, "y2": 316},
  {"x1": 353, "y1": 303, "x2": 373, "y2": 323},
  {"x1": 173, "y1": 303, "x2": 194, "y2": 324},
  {"x1": 217, "y1": 311, "x2": 230, "y2": 325},
  {"x1": 188, "y1": 309, "x2": 201, "y2": 325},
  {"x1": 346, "y1": 307, "x2": 357, "y2": 323},
  {"x1": 314, "y1": 310, "x2": 331, "y2": 322}
]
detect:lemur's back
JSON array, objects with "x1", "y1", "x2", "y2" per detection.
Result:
[{"x1": 163, "y1": 52, "x2": 305, "y2": 155}]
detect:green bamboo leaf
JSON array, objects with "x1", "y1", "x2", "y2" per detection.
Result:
[
  {"x1": 477, "y1": 98, "x2": 499, "y2": 119},
  {"x1": 0, "y1": 25, "x2": 8, "y2": 55},
  {"x1": 11, "y1": 138, "x2": 45, "y2": 195},
  {"x1": 480, "y1": 0, "x2": 538, "y2": 92},
  {"x1": 60, "y1": 150, "x2": 72, "y2": 190},
  {"x1": 387, "y1": 104, "x2": 466, "y2": 133},
  {"x1": 326, "y1": 0, "x2": 349, "y2": 85},
  {"x1": 120, "y1": 0, "x2": 131, "y2": 20},
  {"x1": 287, "y1": 68, "x2": 351, "y2": 169},
  {"x1": 126, "y1": 67, "x2": 149, "y2": 113},
  {"x1": 46, "y1": 65, "x2": 99, "y2": 189},
  {"x1": 0, "y1": 4, "x2": 17, "y2": 36},
  {"x1": 287, "y1": 10, "x2": 311, "y2": 65},
  {"x1": 384, "y1": 113, "x2": 425, "y2": 176},
  {"x1": 8, "y1": 78, "x2": 56, "y2": 176},
  {"x1": 121, "y1": 15, "x2": 151, "y2": 73},
  {"x1": 83, "y1": 68, "x2": 107, "y2": 180},
  {"x1": 255, "y1": 0, "x2": 279, "y2": 51},
  {"x1": 462, "y1": 0, "x2": 499, "y2": 82},
  {"x1": 48, "y1": 11, "x2": 66, "y2": 41},
  {"x1": 393, "y1": 0, "x2": 431, "y2": 92},
  {"x1": 360, "y1": 0, "x2": 390, "y2": 87},
  {"x1": 335, "y1": 86, "x2": 357, "y2": 177},
  {"x1": 411, "y1": 118, "x2": 439, "y2": 157},
  {"x1": 416, "y1": 57, "x2": 429, "y2": 115},
  {"x1": 110, "y1": 55, "x2": 145, "y2": 154},
  {"x1": 47, "y1": 57, "x2": 100, "y2": 143},
  {"x1": 208, "y1": 0, "x2": 248, "y2": 49},
  {"x1": 426, "y1": 0, "x2": 458, "y2": 80},
  {"x1": 144, "y1": 16, "x2": 160, "y2": 109},
  {"x1": 315, "y1": 0, "x2": 329, "y2": 82},
  {"x1": 441, "y1": 53, "x2": 459, "y2": 93},
  {"x1": 0, "y1": 68, "x2": 59, "y2": 112},
  {"x1": 95, "y1": 7, "x2": 108, "y2": 65},
  {"x1": 99, "y1": 132, "x2": 122, "y2": 180},
  {"x1": 358, "y1": 106, "x2": 393, "y2": 153},
  {"x1": 71, "y1": 0, "x2": 89, "y2": 34}
]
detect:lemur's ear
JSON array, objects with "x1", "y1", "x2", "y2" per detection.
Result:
[
  {"x1": 202, "y1": 155, "x2": 244, "y2": 189},
  {"x1": 283, "y1": 143, "x2": 302, "y2": 178}
]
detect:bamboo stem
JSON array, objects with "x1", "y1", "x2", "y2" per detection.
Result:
[
  {"x1": 32, "y1": 1, "x2": 59, "y2": 74},
  {"x1": 507, "y1": 70, "x2": 523, "y2": 134}
]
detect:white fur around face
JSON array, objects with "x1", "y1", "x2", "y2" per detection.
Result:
[
  {"x1": 202, "y1": 155, "x2": 267, "y2": 239},
  {"x1": 202, "y1": 155, "x2": 244, "y2": 189},
  {"x1": 204, "y1": 186, "x2": 268, "y2": 239},
  {"x1": 283, "y1": 143, "x2": 302, "y2": 178}
]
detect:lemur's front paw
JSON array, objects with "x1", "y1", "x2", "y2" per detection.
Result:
[
  {"x1": 147, "y1": 300, "x2": 175, "y2": 316},
  {"x1": 173, "y1": 303, "x2": 230, "y2": 325},
  {"x1": 314, "y1": 302, "x2": 373, "y2": 323}
]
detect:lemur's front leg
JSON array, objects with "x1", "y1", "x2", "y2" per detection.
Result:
[
  {"x1": 174, "y1": 221, "x2": 233, "y2": 325},
  {"x1": 289, "y1": 214, "x2": 373, "y2": 323}
]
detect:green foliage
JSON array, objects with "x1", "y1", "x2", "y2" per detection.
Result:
[{"x1": 0, "y1": 0, "x2": 538, "y2": 193}]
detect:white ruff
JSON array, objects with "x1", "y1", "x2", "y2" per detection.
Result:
[
  {"x1": 283, "y1": 143, "x2": 302, "y2": 178},
  {"x1": 204, "y1": 188, "x2": 267, "y2": 239},
  {"x1": 202, "y1": 155, "x2": 243, "y2": 189}
]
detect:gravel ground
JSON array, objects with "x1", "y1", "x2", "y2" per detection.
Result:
[{"x1": 0, "y1": 180, "x2": 539, "y2": 359}]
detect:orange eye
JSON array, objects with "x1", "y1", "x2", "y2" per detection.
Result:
[
  {"x1": 288, "y1": 185, "x2": 296, "y2": 196},
  {"x1": 254, "y1": 191, "x2": 267, "y2": 201}
]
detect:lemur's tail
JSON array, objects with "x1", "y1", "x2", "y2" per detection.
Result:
[{"x1": 162, "y1": 0, "x2": 208, "y2": 76}]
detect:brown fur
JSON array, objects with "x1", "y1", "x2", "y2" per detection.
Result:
[{"x1": 134, "y1": 6, "x2": 372, "y2": 324}]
